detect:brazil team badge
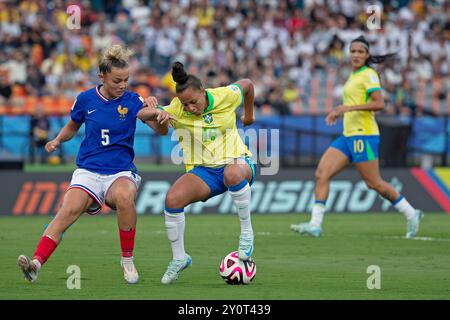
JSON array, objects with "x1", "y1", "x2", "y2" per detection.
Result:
[{"x1": 203, "y1": 113, "x2": 213, "y2": 124}]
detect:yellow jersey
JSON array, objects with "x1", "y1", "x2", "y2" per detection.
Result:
[
  {"x1": 163, "y1": 84, "x2": 251, "y2": 171},
  {"x1": 342, "y1": 66, "x2": 381, "y2": 136}
]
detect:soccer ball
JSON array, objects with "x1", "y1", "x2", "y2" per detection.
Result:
[{"x1": 219, "y1": 251, "x2": 256, "y2": 285}]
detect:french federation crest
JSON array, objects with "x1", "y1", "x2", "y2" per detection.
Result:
[
  {"x1": 117, "y1": 105, "x2": 128, "y2": 120},
  {"x1": 203, "y1": 113, "x2": 213, "y2": 124}
]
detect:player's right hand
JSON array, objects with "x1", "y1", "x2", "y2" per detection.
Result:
[
  {"x1": 45, "y1": 139, "x2": 60, "y2": 153},
  {"x1": 241, "y1": 115, "x2": 255, "y2": 126},
  {"x1": 143, "y1": 96, "x2": 158, "y2": 109},
  {"x1": 325, "y1": 111, "x2": 339, "y2": 125}
]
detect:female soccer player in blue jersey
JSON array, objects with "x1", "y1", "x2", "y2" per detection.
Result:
[
  {"x1": 139, "y1": 62, "x2": 256, "y2": 284},
  {"x1": 290, "y1": 35, "x2": 423, "y2": 238},
  {"x1": 17, "y1": 45, "x2": 173, "y2": 284}
]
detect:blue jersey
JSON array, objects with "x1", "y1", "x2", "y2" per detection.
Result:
[{"x1": 70, "y1": 85, "x2": 144, "y2": 174}]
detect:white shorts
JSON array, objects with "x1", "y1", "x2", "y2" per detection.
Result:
[{"x1": 68, "y1": 168, "x2": 142, "y2": 215}]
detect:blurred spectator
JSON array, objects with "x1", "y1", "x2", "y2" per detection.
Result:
[
  {"x1": 326, "y1": 35, "x2": 345, "y2": 68},
  {"x1": 283, "y1": 80, "x2": 301, "y2": 114},
  {"x1": 413, "y1": 54, "x2": 433, "y2": 81},
  {"x1": 25, "y1": 64, "x2": 46, "y2": 96},
  {"x1": 2, "y1": 50, "x2": 27, "y2": 85},
  {"x1": 0, "y1": 0, "x2": 447, "y2": 116},
  {"x1": 268, "y1": 86, "x2": 291, "y2": 115},
  {"x1": 396, "y1": 79, "x2": 419, "y2": 117},
  {"x1": 29, "y1": 104, "x2": 51, "y2": 164},
  {"x1": 0, "y1": 67, "x2": 12, "y2": 103}
]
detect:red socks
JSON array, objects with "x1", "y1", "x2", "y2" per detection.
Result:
[
  {"x1": 119, "y1": 228, "x2": 136, "y2": 258},
  {"x1": 33, "y1": 235, "x2": 58, "y2": 265},
  {"x1": 32, "y1": 229, "x2": 135, "y2": 265}
]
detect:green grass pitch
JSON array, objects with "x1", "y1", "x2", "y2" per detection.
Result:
[{"x1": 1, "y1": 213, "x2": 449, "y2": 300}]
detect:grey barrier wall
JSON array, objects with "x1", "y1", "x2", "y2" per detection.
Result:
[{"x1": 0, "y1": 168, "x2": 443, "y2": 216}]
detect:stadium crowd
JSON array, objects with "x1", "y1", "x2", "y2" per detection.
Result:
[{"x1": 0, "y1": 0, "x2": 449, "y2": 116}]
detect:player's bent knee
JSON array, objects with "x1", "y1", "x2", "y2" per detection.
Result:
[
  {"x1": 165, "y1": 191, "x2": 186, "y2": 209},
  {"x1": 315, "y1": 168, "x2": 329, "y2": 183},
  {"x1": 224, "y1": 170, "x2": 244, "y2": 187}
]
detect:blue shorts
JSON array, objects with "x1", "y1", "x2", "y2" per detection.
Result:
[
  {"x1": 331, "y1": 135, "x2": 380, "y2": 163},
  {"x1": 188, "y1": 156, "x2": 257, "y2": 199}
]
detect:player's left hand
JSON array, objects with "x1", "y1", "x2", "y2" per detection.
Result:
[{"x1": 241, "y1": 115, "x2": 255, "y2": 126}]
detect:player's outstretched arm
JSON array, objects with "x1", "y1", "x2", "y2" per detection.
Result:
[
  {"x1": 145, "y1": 120, "x2": 169, "y2": 136},
  {"x1": 326, "y1": 90, "x2": 385, "y2": 126},
  {"x1": 45, "y1": 119, "x2": 81, "y2": 152},
  {"x1": 235, "y1": 79, "x2": 255, "y2": 126},
  {"x1": 336, "y1": 90, "x2": 384, "y2": 115},
  {"x1": 137, "y1": 96, "x2": 175, "y2": 136}
]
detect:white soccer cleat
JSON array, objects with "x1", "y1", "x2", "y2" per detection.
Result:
[
  {"x1": 406, "y1": 210, "x2": 424, "y2": 239},
  {"x1": 291, "y1": 223, "x2": 322, "y2": 237},
  {"x1": 161, "y1": 254, "x2": 192, "y2": 284},
  {"x1": 120, "y1": 257, "x2": 139, "y2": 284},
  {"x1": 238, "y1": 233, "x2": 254, "y2": 261},
  {"x1": 18, "y1": 255, "x2": 41, "y2": 283}
]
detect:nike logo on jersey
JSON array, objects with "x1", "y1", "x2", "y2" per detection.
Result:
[{"x1": 88, "y1": 109, "x2": 97, "y2": 114}]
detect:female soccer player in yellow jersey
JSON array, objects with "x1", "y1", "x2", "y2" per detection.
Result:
[
  {"x1": 138, "y1": 62, "x2": 256, "y2": 284},
  {"x1": 290, "y1": 35, "x2": 423, "y2": 239}
]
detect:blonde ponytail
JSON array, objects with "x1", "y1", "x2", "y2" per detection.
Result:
[{"x1": 99, "y1": 44, "x2": 134, "y2": 74}]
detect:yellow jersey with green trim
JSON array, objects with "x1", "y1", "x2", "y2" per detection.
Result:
[
  {"x1": 342, "y1": 66, "x2": 381, "y2": 136},
  {"x1": 163, "y1": 84, "x2": 251, "y2": 171}
]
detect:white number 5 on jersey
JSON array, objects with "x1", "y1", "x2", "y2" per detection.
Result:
[{"x1": 101, "y1": 129, "x2": 110, "y2": 146}]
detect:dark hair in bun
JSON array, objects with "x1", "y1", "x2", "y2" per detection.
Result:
[{"x1": 171, "y1": 61, "x2": 203, "y2": 93}]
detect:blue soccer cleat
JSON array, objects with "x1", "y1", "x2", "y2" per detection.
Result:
[{"x1": 291, "y1": 223, "x2": 322, "y2": 237}]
